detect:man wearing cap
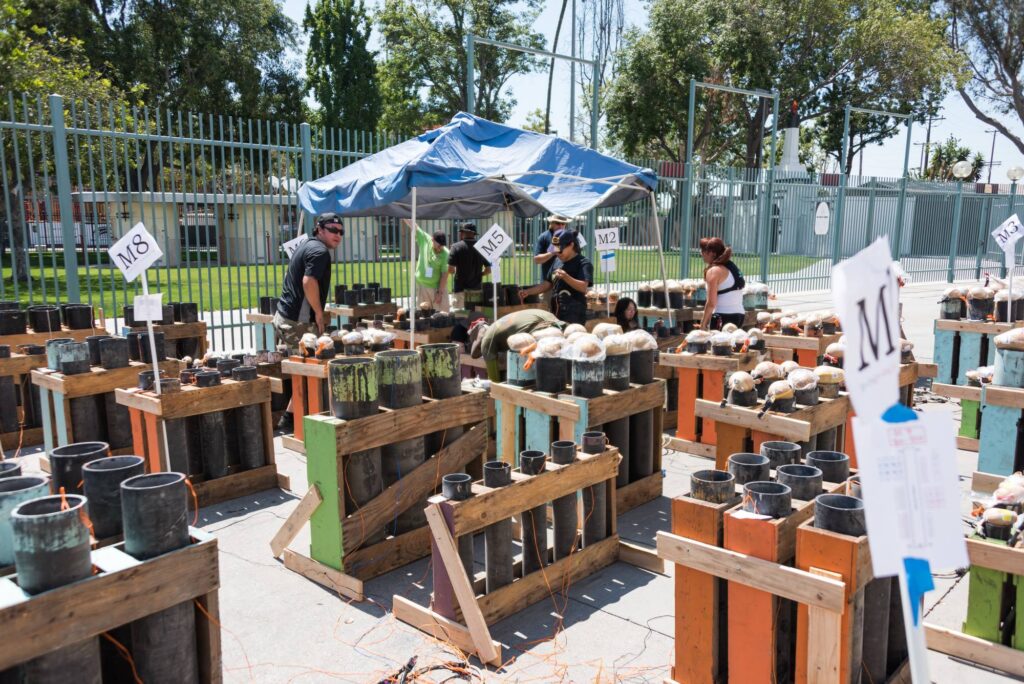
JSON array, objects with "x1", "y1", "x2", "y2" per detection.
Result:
[
  {"x1": 468, "y1": 309, "x2": 564, "y2": 382},
  {"x1": 534, "y1": 215, "x2": 569, "y2": 303},
  {"x1": 518, "y1": 228, "x2": 593, "y2": 325},
  {"x1": 402, "y1": 219, "x2": 449, "y2": 311},
  {"x1": 274, "y1": 212, "x2": 344, "y2": 430},
  {"x1": 447, "y1": 222, "x2": 490, "y2": 309}
]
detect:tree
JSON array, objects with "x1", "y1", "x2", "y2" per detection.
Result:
[
  {"x1": 304, "y1": 0, "x2": 381, "y2": 131},
  {"x1": 19, "y1": 0, "x2": 305, "y2": 121},
  {"x1": 376, "y1": 0, "x2": 545, "y2": 131},
  {"x1": 920, "y1": 135, "x2": 985, "y2": 181},
  {"x1": 604, "y1": 0, "x2": 958, "y2": 171},
  {"x1": 522, "y1": 108, "x2": 546, "y2": 133},
  {"x1": 949, "y1": 0, "x2": 1024, "y2": 156}
]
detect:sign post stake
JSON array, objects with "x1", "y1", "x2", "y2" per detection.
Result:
[
  {"x1": 473, "y1": 224, "x2": 514, "y2": 323},
  {"x1": 992, "y1": 213, "x2": 1023, "y2": 324}
]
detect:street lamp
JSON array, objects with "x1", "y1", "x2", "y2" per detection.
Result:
[
  {"x1": 947, "y1": 161, "x2": 973, "y2": 282},
  {"x1": 1009, "y1": 165, "x2": 1024, "y2": 216}
]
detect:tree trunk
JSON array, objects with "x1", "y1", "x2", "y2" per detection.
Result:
[{"x1": 6, "y1": 182, "x2": 31, "y2": 285}]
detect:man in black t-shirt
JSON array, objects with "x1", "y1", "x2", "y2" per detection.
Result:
[
  {"x1": 518, "y1": 228, "x2": 593, "y2": 324},
  {"x1": 274, "y1": 212, "x2": 344, "y2": 348},
  {"x1": 534, "y1": 215, "x2": 568, "y2": 305},
  {"x1": 447, "y1": 223, "x2": 491, "y2": 309}
]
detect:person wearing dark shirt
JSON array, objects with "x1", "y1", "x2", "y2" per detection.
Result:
[
  {"x1": 273, "y1": 212, "x2": 343, "y2": 429},
  {"x1": 519, "y1": 228, "x2": 593, "y2": 325},
  {"x1": 447, "y1": 222, "x2": 491, "y2": 309},
  {"x1": 467, "y1": 309, "x2": 565, "y2": 381},
  {"x1": 534, "y1": 215, "x2": 569, "y2": 303}
]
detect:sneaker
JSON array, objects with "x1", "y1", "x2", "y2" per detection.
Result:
[{"x1": 277, "y1": 413, "x2": 294, "y2": 431}]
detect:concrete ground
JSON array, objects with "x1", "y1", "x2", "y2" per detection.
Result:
[{"x1": 16, "y1": 280, "x2": 1024, "y2": 682}]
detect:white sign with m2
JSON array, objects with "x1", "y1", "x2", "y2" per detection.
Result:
[
  {"x1": 474, "y1": 224, "x2": 513, "y2": 264},
  {"x1": 991, "y1": 214, "x2": 1023, "y2": 268},
  {"x1": 595, "y1": 227, "x2": 620, "y2": 252},
  {"x1": 108, "y1": 223, "x2": 163, "y2": 282},
  {"x1": 832, "y1": 237, "x2": 901, "y2": 420}
]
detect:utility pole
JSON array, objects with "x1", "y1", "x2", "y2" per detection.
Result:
[
  {"x1": 569, "y1": 0, "x2": 576, "y2": 142},
  {"x1": 922, "y1": 114, "x2": 945, "y2": 173},
  {"x1": 985, "y1": 128, "x2": 999, "y2": 185}
]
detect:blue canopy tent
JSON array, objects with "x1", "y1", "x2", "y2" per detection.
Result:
[{"x1": 296, "y1": 112, "x2": 672, "y2": 339}]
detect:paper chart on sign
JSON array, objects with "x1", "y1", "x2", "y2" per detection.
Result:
[
  {"x1": 134, "y1": 293, "x2": 163, "y2": 321},
  {"x1": 851, "y1": 409, "x2": 968, "y2": 577}
]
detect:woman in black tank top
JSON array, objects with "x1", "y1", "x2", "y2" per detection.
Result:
[{"x1": 697, "y1": 237, "x2": 746, "y2": 330}]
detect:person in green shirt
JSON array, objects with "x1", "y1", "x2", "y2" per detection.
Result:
[
  {"x1": 468, "y1": 308, "x2": 565, "y2": 381},
  {"x1": 403, "y1": 219, "x2": 450, "y2": 312}
]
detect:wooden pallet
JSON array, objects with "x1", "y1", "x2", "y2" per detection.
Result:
[
  {"x1": 280, "y1": 355, "x2": 331, "y2": 453},
  {"x1": 763, "y1": 332, "x2": 842, "y2": 367},
  {"x1": 695, "y1": 394, "x2": 851, "y2": 468},
  {"x1": 394, "y1": 445, "x2": 665, "y2": 667},
  {"x1": 660, "y1": 350, "x2": 759, "y2": 455},
  {"x1": 122, "y1": 321, "x2": 208, "y2": 358},
  {"x1": 0, "y1": 527, "x2": 221, "y2": 681},
  {"x1": 939, "y1": 383, "x2": 1024, "y2": 475},
  {"x1": 933, "y1": 382, "x2": 983, "y2": 451},
  {"x1": 637, "y1": 306, "x2": 697, "y2": 331},
  {"x1": 245, "y1": 311, "x2": 277, "y2": 350},
  {"x1": 0, "y1": 352, "x2": 46, "y2": 451},
  {"x1": 115, "y1": 378, "x2": 288, "y2": 507},
  {"x1": 0, "y1": 324, "x2": 109, "y2": 348},
  {"x1": 325, "y1": 302, "x2": 398, "y2": 323},
  {"x1": 491, "y1": 379, "x2": 666, "y2": 516},
  {"x1": 269, "y1": 388, "x2": 492, "y2": 599},
  {"x1": 932, "y1": 318, "x2": 1024, "y2": 386},
  {"x1": 385, "y1": 324, "x2": 452, "y2": 349},
  {"x1": 31, "y1": 360, "x2": 182, "y2": 454}
]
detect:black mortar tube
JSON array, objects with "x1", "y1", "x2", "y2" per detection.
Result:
[
  {"x1": 0, "y1": 462, "x2": 21, "y2": 479},
  {"x1": 376, "y1": 350, "x2": 426, "y2": 534},
  {"x1": 85, "y1": 335, "x2": 111, "y2": 367},
  {"x1": 550, "y1": 440, "x2": 578, "y2": 560},
  {"x1": 231, "y1": 366, "x2": 266, "y2": 470},
  {"x1": 727, "y1": 453, "x2": 770, "y2": 485},
  {"x1": 19, "y1": 345, "x2": 45, "y2": 429},
  {"x1": 0, "y1": 347, "x2": 18, "y2": 434},
  {"x1": 98, "y1": 337, "x2": 130, "y2": 369},
  {"x1": 82, "y1": 455, "x2": 145, "y2": 539},
  {"x1": 11, "y1": 495, "x2": 102, "y2": 683},
  {"x1": 606, "y1": 416, "x2": 630, "y2": 488},
  {"x1": 581, "y1": 431, "x2": 608, "y2": 546},
  {"x1": 440, "y1": 472, "x2": 474, "y2": 581},
  {"x1": 420, "y1": 344, "x2": 464, "y2": 456},
  {"x1": 50, "y1": 441, "x2": 109, "y2": 494},
  {"x1": 199, "y1": 409, "x2": 229, "y2": 479},
  {"x1": 104, "y1": 392, "x2": 133, "y2": 450},
  {"x1": 482, "y1": 461, "x2": 513, "y2": 593},
  {"x1": 519, "y1": 450, "x2": 548, "y2": 575},
  {"x1": 120, "y1": 472, "x2": 199, "y2": 684},
  {"x1": 742, "y1": 481, "x2": 792, "y2": 518},
  {"x1": 760, "y1": 441, "x2": 801, "y2": 469},
  {"x1": 776, "y1": 464, "x2": 823, "y2": 502},
  {"x1": 629, "y1": 408, "x2": 654, "y2": 480},
  {"x1": 690, "y1": 469, "x2": 736, "y2": 504}
]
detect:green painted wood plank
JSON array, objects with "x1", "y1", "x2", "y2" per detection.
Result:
[
  {"x1": 963, "y1": 537, "x2": 1008, "y2": 643},
  {"x1": 933, "y1": 325, "x2": 956, "y2": 385},
  {"x1": 1015, "y1": 573, "x2": 1024, "y2": 651},
  {"x1": 960, "y1": 399, "x2": 981, "y2": 439},
  {"x1": 305, "y1": 414, "x2": 343, "y2": 571},
  {"x1": 957, "y1": 332, "x2": 984, "y2": 386}
]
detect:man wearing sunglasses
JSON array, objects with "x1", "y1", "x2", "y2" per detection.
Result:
[
  {"x1": 518, "y1": 228, "x2": 593, "y2": 324},
  {"x1": 275, "y1": 212, "x2": 343, "y2": 348}
]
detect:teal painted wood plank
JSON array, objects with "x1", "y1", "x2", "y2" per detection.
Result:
[
  {"x1": 933, "y1": 326, "x2": 956, "y2": 385},
  {"x1": 52, "y1": 391, "x2": 69, "y2": 446},
  {"x1": 523, "y1": 408, "x2": 551, "y2": 455},
  {"x1": 39, "y1": 387, "x2": 54, "y2": 454},
  {"x1": 567, "y1": 396, "x2": 590, "y2": 444},
  {"x1": 978, "y1": 393, "x2": 1019, "y2": 475},
  {"x1": 986, "y1": 334, "x2": 997, "y2": 366},
  {"x1": 957, "y1": 332, "x2": 984, "y2": 385}
]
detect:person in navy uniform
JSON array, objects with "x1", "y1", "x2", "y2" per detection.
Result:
[{"x1": 519, "y1": 228, "x2": 593, "y2": 325}]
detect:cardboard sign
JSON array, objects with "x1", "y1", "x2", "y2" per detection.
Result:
[
  {"x1": 852, "y1": 408, "x2": 968, "y2": 577},
  {"x1": 595, "y1": 227, "x2": 620, "y2": 252},
  {"x1": 133, "y1": 293, "x2": 163, "y2": 321},
  {"x1": 991, "y1": 213, "x2": 1023, "y2": 268},
  {"x1": 474, "y1": 224, "x2": 513, "y2": 264},
  {"x1": 600, "y1": 252, "x2": 616, "y2": 273},
  {"x1": 282, "y1": 234, "x2": 309, "y2": 259},
  {"x1": 831, "y1": 237, "x2": 900, "y2": 420},
  {"x1": 108, "y1": 223, "x2": 162, "y2": 282}
]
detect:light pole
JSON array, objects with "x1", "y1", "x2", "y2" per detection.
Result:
[
  {"x1": 985, "y1": 129, "x2": 1003, "y2": 185},
  {"x1": 1008, "y1": 165, "x2": 1023, "y2": 215},
  {"x1": 947, "y1": 160, "x2": 974, "y2": 282}
]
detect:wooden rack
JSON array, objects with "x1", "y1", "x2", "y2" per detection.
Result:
[
  {"x1": 245, "y1": 311, "x2": 277, "y2": 350},
  {"x1": 934, "y1": 382, "x2": 1024, "y2": 474},
  {"x1": 933, "y1": 318, "x2": 1023, "y2": 386},
  {"x1": 932, "y1": 382, "x2": 983, "y2": 453},
  {"x1": 122, "y1": 321, "x2": 208, "y2": 358},
  {"x1": 268, "y1": 388, "x2": 491, "y2": 600},
  {"x1": 325, "y1": 302, "x2": 398, "y2": 324},
  {"x1": 31, "y1": 360, "x2": 182, "y2": 455},
  {"x1": 115, "y1": 378, "x2": 287, "y2": 507},
  {"x1": 394, "y1": 445, "x2": 665, "y2": 667},
  {"x1": 763, "y1": 332, "x2": 842, "y2": 367},
  {"x1": 0, "y1": 528, "x2": 221, "y2": 682},
  {"x1": 0, "y1": 352, "x2": 46, "y2": 451},
  {"x1": 279, "y1": 355, "x2": 331, "y2": 453},
  {"x1": 385, "y1": 324, "x2": 452, "y2": 349},
  {"x1": 491, "y1": 379, "x2": 665, "y2": 515},
  {"x1": 660, "y1": 350, "x2": 760, "y2": 459},
  {"x1": 0, "y1": 324, "x2": 109, "y2": 348}
]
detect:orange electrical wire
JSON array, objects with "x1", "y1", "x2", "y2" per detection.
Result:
[{"x1": 101, "y1": 632, "x2": 143, "y2": 684}]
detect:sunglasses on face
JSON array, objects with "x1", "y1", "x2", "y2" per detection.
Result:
[{"x1": 321, "y1": 224, "x2": 343, "y2": 236}]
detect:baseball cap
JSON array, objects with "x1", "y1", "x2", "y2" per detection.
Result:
[
  {"x1": 433, "y1": 230, "x2": 447, "y2": 247},
  {"x1": 316, "y1": 213, "x2": 343, "y2": 232},
  {"x1": 459, "y1": 222, "x2": 478, "y2": 235},
  {"x1": 551, "y1": 228, "x2": 578, "y2": 249}
]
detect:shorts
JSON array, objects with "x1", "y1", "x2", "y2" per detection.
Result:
[
  {"x1": 273, "y1": 311, "x2": 312, "y2": 353},
  {"x1": 710, "y1": 312, "x2": 746, "y2": 330},
  {"x1": 449, "y1": 291, "x2": 466, "y2": 310},
  {"x1": 418, "y1": 283, "x2": 450, "y2": 312}
]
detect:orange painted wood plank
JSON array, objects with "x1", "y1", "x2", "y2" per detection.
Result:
[
  {"x1": 845, "y1": 412, "x2": 858, "y2": 468},
  {"x1": 307, "y1": 377, "x2": 323, "y2": 416},
  {"x1": 292, "y1": 371, "x2": 307, "y2": 441},
  {"x1": 129, "y1": 407, "x2": 146, "y2": 465},
  {"x1": 676, "y1": 368, "x2": 699, "y2": 441},
  {"x1": 143, "y1": 412, "x2": 162, "y2": 473},
  {"x1": 700, "y1": 370, "x2": 724, "y2": 445},
  {"x1": 795, "y1": 349, "x2": 818, "y2": 368},
  {"x1": 725, "y1": 515, "x2": 780, "y2": 684},
  {"x1": 751, "y1": 429, "x2": 778, "y2": 454},
  {"x1": 715, "y1": 424, "x2": 748, "y2": 470}
]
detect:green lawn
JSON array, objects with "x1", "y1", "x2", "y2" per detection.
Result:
[{"x1": 1, "y1": 249, "x2": 819, "y2": 315}]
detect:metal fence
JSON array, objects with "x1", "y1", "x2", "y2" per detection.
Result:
[{"x1": 2, "y1": 92, "x2": 1021, "y2": 349}]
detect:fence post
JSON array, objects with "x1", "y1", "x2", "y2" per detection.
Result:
[
  {"x1": 759, "y1": 93, "x2": 779, "y2": 285},
  {"x1": 680, "y1": 79, "x2": 696, "y2": 279},
  {"x1": 892, "y1": 118, "x2": 913, "y2": 259},
  {"x1": 300, "y1": 122, "x2": 314, "y2": 235},
  {"x1": 947, "y1": 182, "x2": 965, "y2": 283},
  {"x1": 831, "y1": 105, "x2": 851, "y2": 265},
  {"x1": 47, "y1": 94, "x2": 81, "y2": 302},
  {"x1": 974, "y1": 196, "x2": 991, "y2": 280}
]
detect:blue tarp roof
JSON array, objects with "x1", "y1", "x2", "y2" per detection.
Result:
[{"x1": 297, "y1": 112, "x2": 658, "y2": 220}]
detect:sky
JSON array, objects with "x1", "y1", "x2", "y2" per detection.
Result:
[{"x1": 282, "y1": 0, "x2": 1024, "y2": 183}]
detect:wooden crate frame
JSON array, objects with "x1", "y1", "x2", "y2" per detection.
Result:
[
  {"x1": 31, "y1": 360, "x2": 182, "y2": 455},
  {"x1": 937, "y1": 383, "x2": 1024, "y2": 474},
  {"x1": 490, "y1": 379, "x2": 666, "y2": 515},
  {"x1": 932, "y1": 318, "x2": 1023, "y2": 386},
  {"x1": 245, "y1": 311, "x2": 277, "y2": 350},
  {"x1": 280, "y1": 355, "x2": 330, "y2": 452},
  {"x1": 0, "y1": 527, "x2": 221, "y2": 682},
  {"x1": 325, "y1": 302, "x2": 398, "y2": 323},
  {"x1": 114, "y1": 378, "x2": 287, "y2": 507},
  {"x1": 121, "y1": 321, "x2": 208, "y2": 358},
  {"x1": 763, "y1": 333, "x2": 842, "y2": 367},
  {"x1": 660, "y1": 351, "x2": 759, "y2": 457},
  {"x1": 695, "y1": 394, "x2": 851, "y2": 468},
  {"x1": 268, "y1": 389, "x2": 492, "y2": 600},
  {"x1": 394, "y1": 445, "x2": 666, "y2": 667},
  {"x1": 0, "y1": 352, "x2": 46, "y2": 451},
  {"x1": 384, "y1": 324, "x2": 453, "y2": 349}
]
